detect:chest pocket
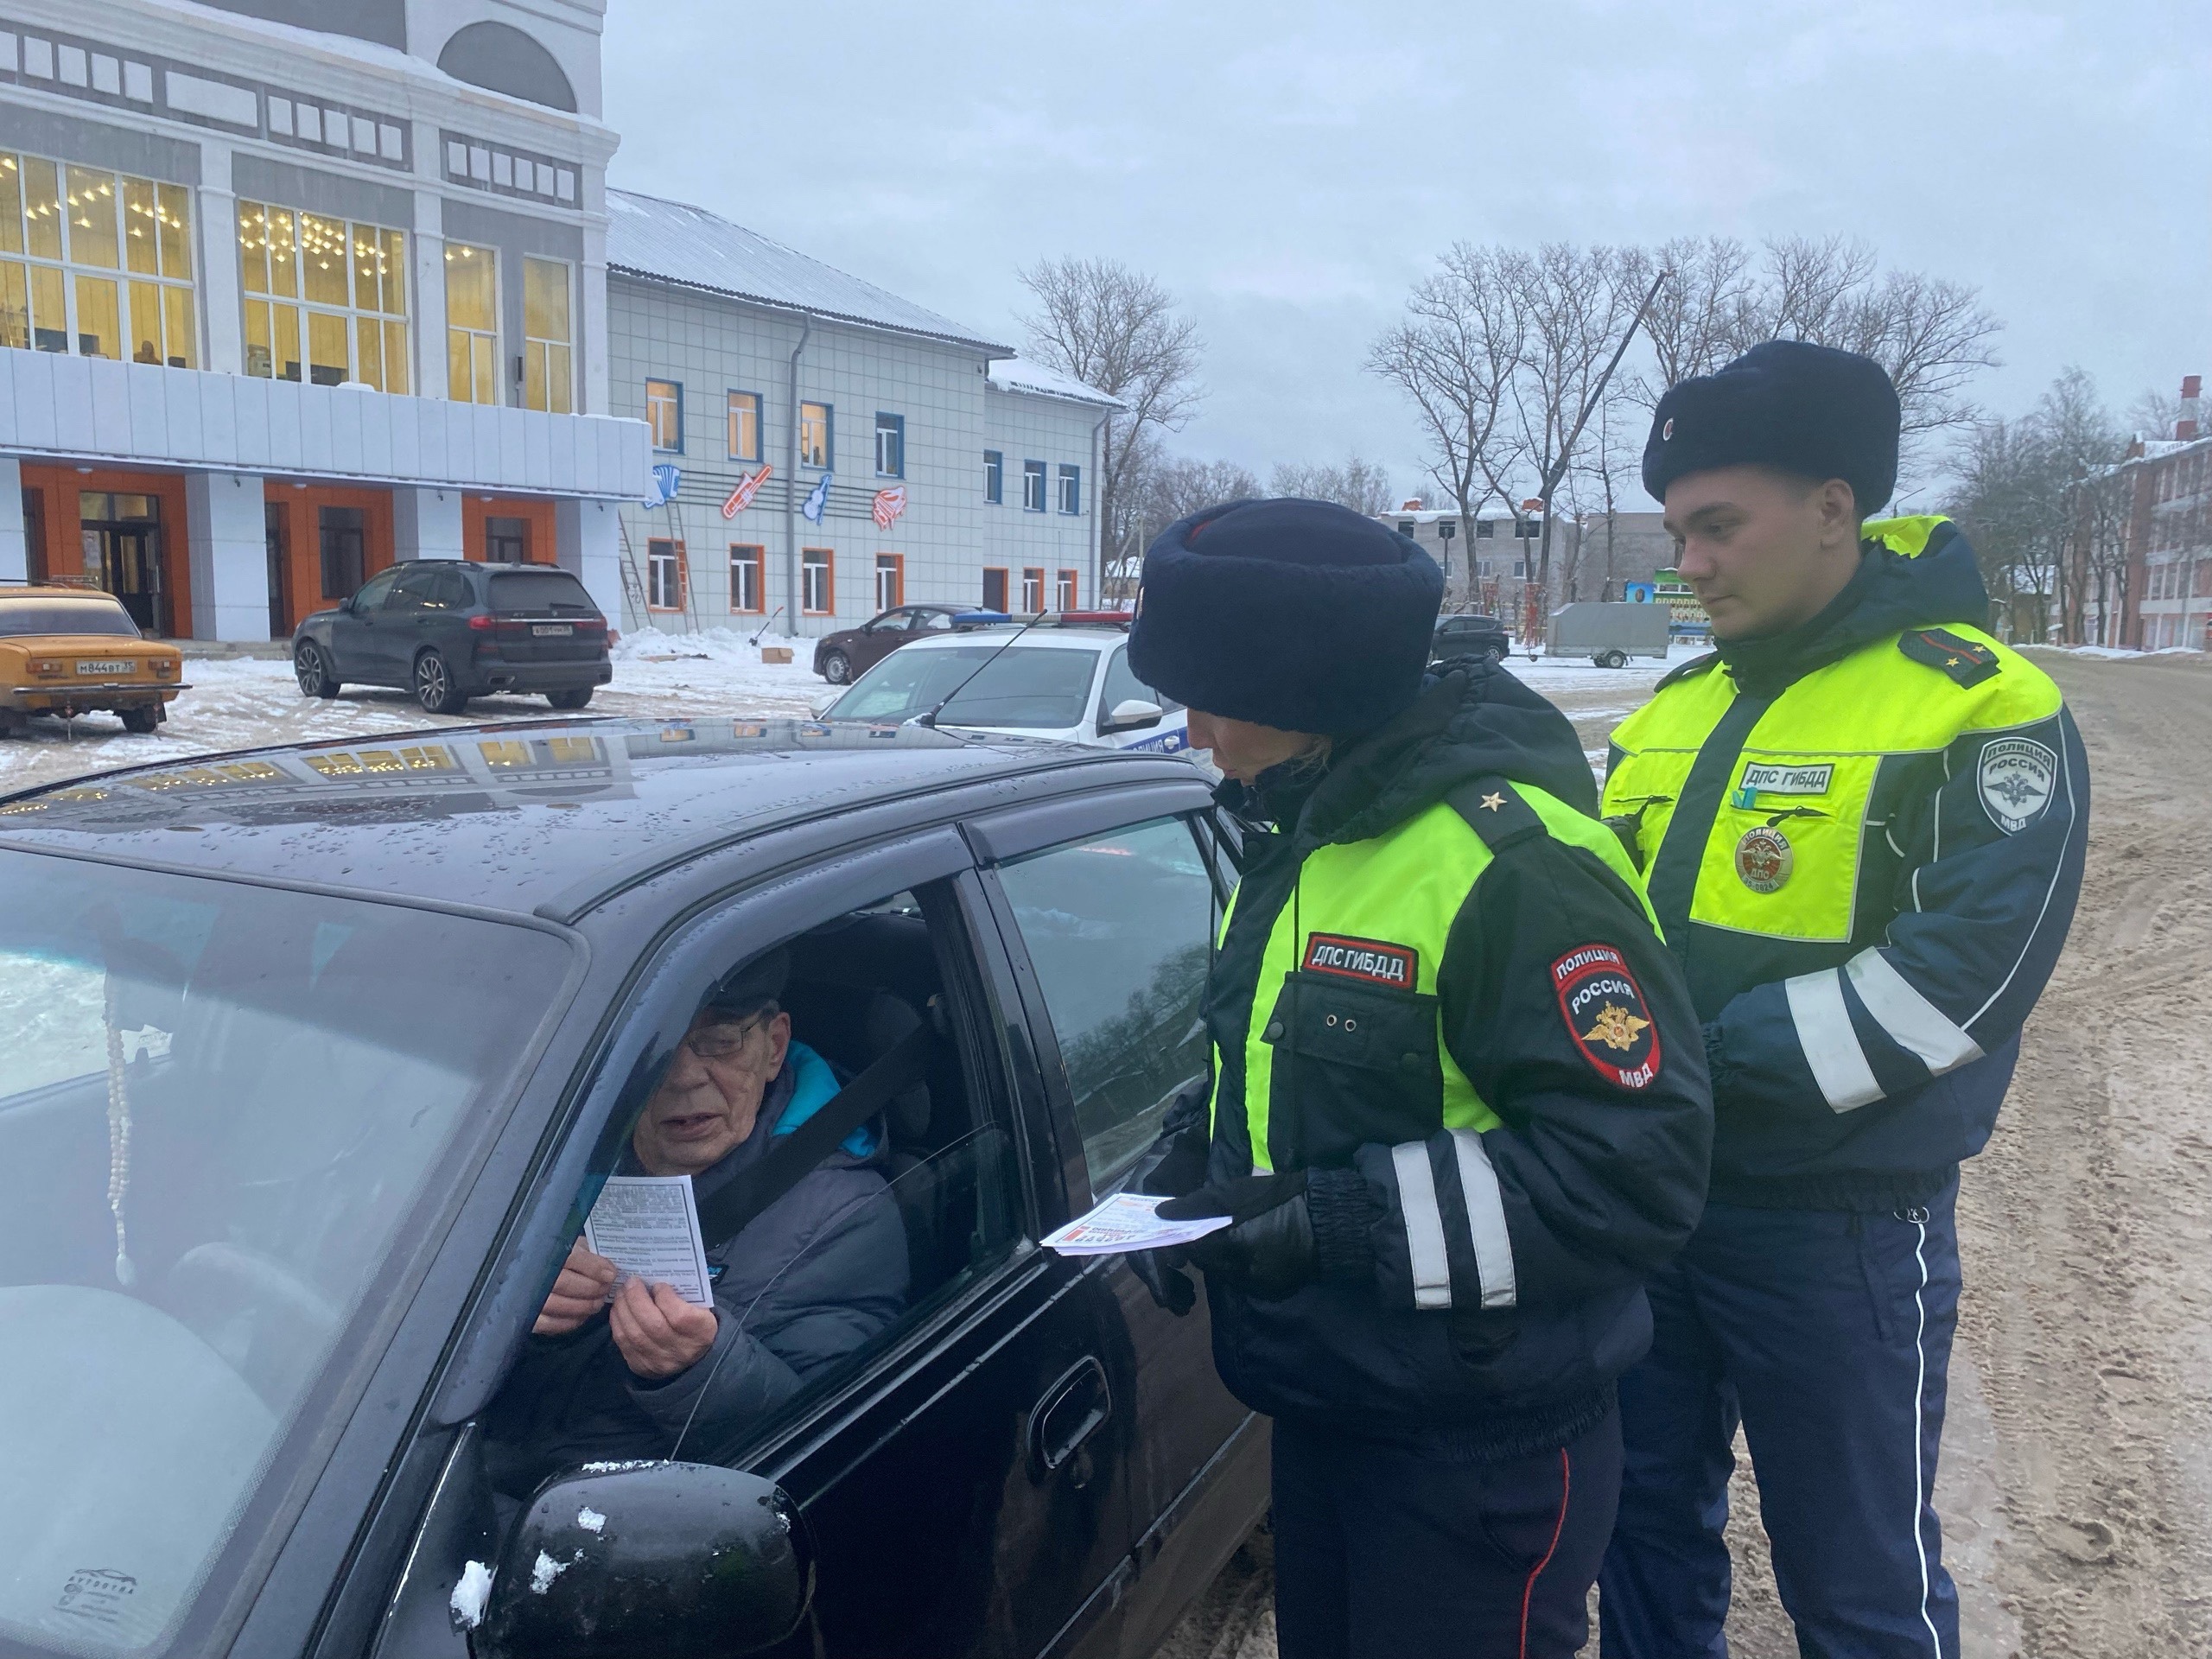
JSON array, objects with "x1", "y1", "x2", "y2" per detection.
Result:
[
  {"x1": 1262, "y1": 971, "x2": 1442, "y2": 1167},
  {"x1": 1603, "y1": 747, "x2": 1697, "y2": 873},
  {"x1": 1690, "y1": 752, "x2": 1880, "y2": 942}
]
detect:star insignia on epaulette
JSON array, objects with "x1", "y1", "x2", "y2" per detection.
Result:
[
  {"x1": 1479, "y1": 791, "x2": 1506, "y2": 811},
  {"x1": 1897, "y1": 627, "x2": 2000, "y2": 688}
]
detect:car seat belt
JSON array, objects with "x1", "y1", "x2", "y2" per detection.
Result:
[{"x1": 693, "y1": 1019, "x2": 937, "y2": 1252}]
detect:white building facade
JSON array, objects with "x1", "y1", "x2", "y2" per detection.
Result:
[
  {"x1": 605, "y1": 189, "x2": 1116, "y2": 636},
  {"x1": 0, "y1": 0, "x2": 647, "y2": 640}
]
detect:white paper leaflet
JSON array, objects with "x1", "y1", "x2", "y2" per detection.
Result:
[
  {"x1": 583, "y1": 1174, "x2": 715, "y2": 1305},
  {"x1": 1042, "y1": 1192, "x2": 1232, "y2": 1256}
]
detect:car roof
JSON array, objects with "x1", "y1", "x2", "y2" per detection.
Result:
[
  {"x1": 890, "y1": 628, "x2": 1123, "y2": 652},
  {"x1": 0, "y1": 587, "x2": 130, "y2": 602},
  {"x1": 0, "y1": 717, "x2": 1184, "y2": 920}
]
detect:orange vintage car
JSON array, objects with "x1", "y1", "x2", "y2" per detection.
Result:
[{"x1": 0, "y1": 586, "x2": 188, "y2": 735}]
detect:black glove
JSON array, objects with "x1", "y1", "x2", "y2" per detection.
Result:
[
  {"x1": 1158, "y1": 1172, "x2": 1316, "y2": 1301},
  {"x1": 1122, "y1": 1083, "x2": 1214, "y2": 1315},
  {"x1": 1132, "y1": 1078, "x2": 1213, "y2": 1200},
  {"x1": 1127, "y1": 1247, "x2": 1197, "y2": 1316}
]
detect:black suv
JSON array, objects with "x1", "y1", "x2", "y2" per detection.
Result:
[
  {"x1": 1432, "y1": 611, "x2": 1510, "y2": 664},
  {"x1": 291, "y1": 561, "x2": 612, "y2": 715}
]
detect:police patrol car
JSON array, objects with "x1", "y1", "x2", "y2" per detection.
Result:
[{"x1": 816, "y1": 616, "x2": 1195, "y2": 756}]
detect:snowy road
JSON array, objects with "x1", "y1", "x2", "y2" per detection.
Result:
[{"x1": 0, "y1": 630, "x2": 1705, "y2": 797}]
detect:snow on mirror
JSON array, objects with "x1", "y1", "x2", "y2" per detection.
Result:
[{"x1": 0, "y1": 851, "x2": 571, "y2": 1659}]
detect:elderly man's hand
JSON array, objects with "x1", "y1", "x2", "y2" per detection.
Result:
[
  {"x1": 609, "y1": 1275, "x2": 720, "y2": 1379},
  {"x1": 533, "y1": 1238, "x2": 618, "y2": 1336}
]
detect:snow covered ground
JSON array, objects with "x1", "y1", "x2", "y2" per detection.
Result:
[{"x1": 0, "y1": 627, "x2": 1705, "y2": 798}]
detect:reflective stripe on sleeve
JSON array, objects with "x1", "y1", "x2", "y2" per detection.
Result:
[
  {"x1": 1448, "y1": 1128, "x2": 1517, "y2": 1310},
  {"x1": 1845, "y1": 948, "x2": 1985, "y2": 1075},
  {"x1": 1391, "y1": 1140, "x2": 1453, "y2": 1310},
  {"x1": 1784, "y1": 968, "x2": 1884, "y2": 1112}
]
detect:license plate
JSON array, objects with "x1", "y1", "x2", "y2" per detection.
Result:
[
  {"x1": 75, "y1": 659, "x2": 132, "y2": 675},
  {"x1": 531, "y1": 624, "x2": 574, "y2": 638}
]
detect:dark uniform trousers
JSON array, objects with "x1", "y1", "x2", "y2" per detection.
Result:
[
  {"x1": 1273, "y1": 1408, "x2": 1624, "y2": 1659},
  {"x1": 1599, "y1": 1179, "x2": 1962, "y2": 1657}
]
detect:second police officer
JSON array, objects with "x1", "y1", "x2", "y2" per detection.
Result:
[
  {"x1": 1596, "y1": 343, "x2": 2091, "y2": 1656},
  {"x1": 1122, "y1": 498, "x2": 1713, "y2": 1659}
]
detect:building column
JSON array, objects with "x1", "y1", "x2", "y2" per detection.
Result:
[
  {"x1": 198, "y1": 143, "x2": 244, "y2": 376},
  {"x1": 393, "y1": 486, "x2": 466, "y2": 560},
  {"x1": 0, "y1": 458, "x2": 26, "y2": 583},
  {"x1": 186, "y1": 471, "x2": 270, "y2": 641},
  {"x1": 556, "y1": 498, "x2": 621, "y2": 623},
  {"x1": 412, "y1": 181, "x2": 448, "y2": 404}
]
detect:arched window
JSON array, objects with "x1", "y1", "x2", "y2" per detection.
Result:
[{"x1": 435, "y1": 22, "x2": 577, "y2": 113}]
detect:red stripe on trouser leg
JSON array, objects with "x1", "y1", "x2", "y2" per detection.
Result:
[{"x1": 1519, "y1": 1448, "x2": 1571, "y2": 1659}]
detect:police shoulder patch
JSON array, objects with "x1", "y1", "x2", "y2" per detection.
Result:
[
  {"x1": 1551, "y1": 944, "x2": 1662, "y2": 1090},
  {"x1": 1897, "y1": 627, "x2": 1999, "y2": 688}
]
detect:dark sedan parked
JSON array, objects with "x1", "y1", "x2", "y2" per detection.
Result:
[
  {"x1": 291, "y1": 561, "x2": 612, "y2": 715},
  {"x1": 1432, "y1": 611, "x2": 1510, "y2": 664},
  {"x1": 0, "y1": 722, "x2": 1262, "y2": 1659},
  {"x1": 812, "y1": 604, "x2": 966, "y2": 684}
]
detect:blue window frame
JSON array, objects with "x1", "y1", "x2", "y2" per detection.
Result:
[
  {"x1": 874, "y1": 412, "x2": 905, "y2": 478},
  {"x1": 800, "y1": 402, "x2": 832, "y2": 470},
  {"x1": 1021, "y1": 460, "x2": 1046, "y2": 512},
  {"x1": 1057, "y1": 464, "x2": 1081, "y2": 515},
  {"x1": 727, "y1": 390, "x2": 762, "y2": 462},
  {"x1": 983, "y1": 449, "x2": 1003, "y2": 504},
  {"x1": 645, "y1": 378, "x2": 683, "y2": 453}
]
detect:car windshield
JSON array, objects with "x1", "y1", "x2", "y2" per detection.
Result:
[
  {"x1": 0, "y1": 851, "x2": 572, "y2": 1659},
  {"x1": 487, "y1": 571, "x2": 597, "y2": 614},
  {"x1": 824, "y1": 644, "x2": 1099, "y2": 730},
  {"x1": 0, "y1": 600, "x2": 142, "y2": 639}
]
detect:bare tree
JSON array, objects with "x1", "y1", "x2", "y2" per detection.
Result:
[
  {"x1": 1104, "y1": 448, "x2": 1264, "y2": 588},
  {"x1": 1510, "y1": 244, "x2": 1653, "y2": 626},
  {"x1": 1366, "y1": 245, "x2": 1529, "y2": 598},
  {"x1": 1620, "y1": 236, "x2": 1758, "y2": 404},
  {"x1": 1268, "y1": 455, "x2": 1397, "y2": 514},
  {"x1": 1623, "y1": 236, "x2": 2001, "y2": 455},
  {"x1": 1018, "y1": 257, "x2": 1204, "y2": 569}
]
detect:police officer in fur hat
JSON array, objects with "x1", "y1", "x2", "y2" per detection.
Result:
[
  {"x1": 1596, "y1": 342, "x2": 2088, "y2": 1656},
  {"x1": 1124, "y1": 497, "x2": 1712, "y2": 1659}
]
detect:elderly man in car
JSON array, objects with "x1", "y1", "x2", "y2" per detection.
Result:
[{"x1": 485, "y1": 950, "x2": 908, "y2": 1491}]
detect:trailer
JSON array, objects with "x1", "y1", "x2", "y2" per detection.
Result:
[{"x1": 1545, "y1": 601, "x2": 1674, "y2": 667}]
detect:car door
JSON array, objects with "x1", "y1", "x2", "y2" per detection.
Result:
[
  {"x1": 966, "y1": 789, "x2": 1268, "y2": 1658},
  {"x1": 374, "y1": 567, "x2": 445, "y2": 682},
  {"x1": 852, "y1": 608, "x2": 914, "y2": 675},
  {"x1": 340, "y1": 829, "x2": 1135, "y2": 1659},
  {"x1": 325, "y1": 566, "x2": 402, "y2": 680}
]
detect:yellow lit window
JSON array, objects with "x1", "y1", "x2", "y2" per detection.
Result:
[
  {"x1": 238, "y1": 200, "x2": 406, "y2": 388},
  {"x1": 445, "y1": 241, "x2": 497, "y2": 404},
  {"x1": 0, "y1": 152, "x2": 194, "y2": 365}
]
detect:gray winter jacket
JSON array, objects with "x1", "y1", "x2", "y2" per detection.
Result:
[{"x1": 485, "y1": 1042, "x2": 909, "y2": 1491}]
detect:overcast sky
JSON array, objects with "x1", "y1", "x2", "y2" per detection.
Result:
[{"x1": 603, "y1": 0, "x2": 2208, "y2": 507}]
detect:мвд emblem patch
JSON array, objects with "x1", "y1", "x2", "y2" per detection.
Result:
[
  {"x1": 1552, "y1": 944, "x2": 1661, "y2": 1090},
  {"x1": 1978, "y1": 736, "x2": 2058, "y2": 835}
]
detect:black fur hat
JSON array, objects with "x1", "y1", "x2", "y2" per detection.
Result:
[
  {"x1": 1643, "y1": 340, "x2": 1901, "y2": 514},
  {"x1": 1126, "y1": 498, "x2": 1444, "y2": 736}
]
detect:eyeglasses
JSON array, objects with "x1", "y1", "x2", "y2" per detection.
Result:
[{"x1": 681, "y1": 1014, "x2": 769, "y2": 1062}]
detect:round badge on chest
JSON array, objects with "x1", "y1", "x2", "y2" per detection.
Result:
[{"x1": 1734, "y1": 824, "x2": 1794, "y2": 893}]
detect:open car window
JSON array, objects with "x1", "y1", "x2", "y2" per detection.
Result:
[{"x1": 480, "y1": 882, "x2": 1025, "y2": 1497}]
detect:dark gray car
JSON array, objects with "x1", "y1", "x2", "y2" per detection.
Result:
[{"x1": 290, "y1": 562, "x2": 612, "y2": 715}]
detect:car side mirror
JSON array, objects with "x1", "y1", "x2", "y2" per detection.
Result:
[
  {"x1": 1098, "y1": 697, "x2": 1163, "y2": 735},
  {"x1": 474, "y1": 1463, "x2": 811, "y2": 1659}
]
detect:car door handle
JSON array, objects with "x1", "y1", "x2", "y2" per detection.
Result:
[{"x1": 1027, "y1": 1355, "x2": 1111, "y2": 1484}]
